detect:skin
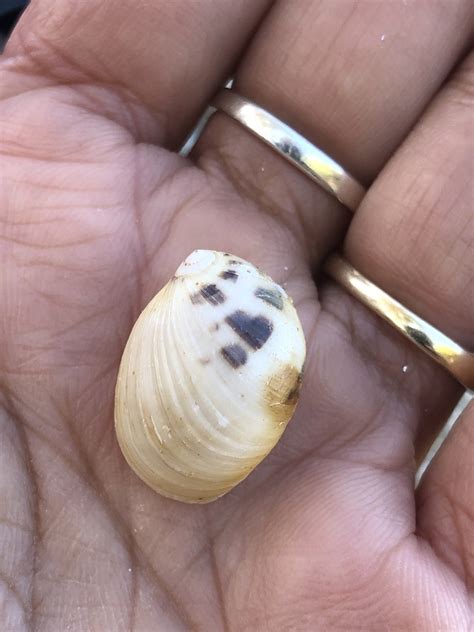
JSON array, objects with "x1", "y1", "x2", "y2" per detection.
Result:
[{"x1": 0, "y1": 0, "x2": 472, "y2": 629}]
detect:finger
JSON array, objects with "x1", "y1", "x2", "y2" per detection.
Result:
[
  {"x1": 416, "y1": 399, "x2": 474, "y2": 586},
  {"x1": 194, "y1": 0, "x2": 472, "y2": 262},
  {"x1": 340, "y1": 53, "x2": 473, "y2": 459},
  {"x1": 0, "y1": 403, "x2": 34, "y2": 629},
  {"x1": 3, "y1": 0, "x2": 270, "y2": 146}
]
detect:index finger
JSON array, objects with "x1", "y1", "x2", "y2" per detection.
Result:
[{"x1": 4, "y1": 0, "x2": 271, "y2": 147}]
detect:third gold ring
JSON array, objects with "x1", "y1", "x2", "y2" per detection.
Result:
[
  {"x1": 212, "y1": 88, "x2": 366, "y2": 212},
  {"x1": 325, "y1": 254, "x2": 474, "y2": 391}
]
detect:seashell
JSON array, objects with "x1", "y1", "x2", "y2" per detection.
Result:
[{"x1": 114, "y1": 250, "x2": 306, "y2": 503}]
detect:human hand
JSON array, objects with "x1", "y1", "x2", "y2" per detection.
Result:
[{"x1": 1, "y1": 1, "x2": 472, "y2": 629}]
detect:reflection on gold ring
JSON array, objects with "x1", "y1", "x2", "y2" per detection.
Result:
[
  {"x1": 212, "y1": 89, "x2": 366, "y2": 212},
  {"x1": 325, "y1": 254, "x2": 474, "y2": 391}
]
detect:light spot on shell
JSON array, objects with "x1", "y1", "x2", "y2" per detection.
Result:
[{"x1": 216, "y1": 412, "x2": 229, "y2": 428}]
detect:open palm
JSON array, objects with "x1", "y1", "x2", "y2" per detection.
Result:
[{"x1": 1, "y1": 2, "x2": 472, "y2": 630}]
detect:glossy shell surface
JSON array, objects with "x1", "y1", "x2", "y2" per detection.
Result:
[{"x1": 115, "y1": 250, "x2": 306, "y2": 503}]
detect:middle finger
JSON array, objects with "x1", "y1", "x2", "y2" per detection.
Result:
[{"x1": 194, "y1": 0, "x2": 471, "y2": 263}]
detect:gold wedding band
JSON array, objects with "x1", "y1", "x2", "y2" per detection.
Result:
[
  {"x1": 212, "y1": 88, "x2": 366, "y2": 212},
  {"x1": 325, "y1": 254, "x2": 474, "y2": 391}
]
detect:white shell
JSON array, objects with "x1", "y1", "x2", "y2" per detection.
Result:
[{"x1": 114, "y1": 250, "x2": 306, "y2": 503}]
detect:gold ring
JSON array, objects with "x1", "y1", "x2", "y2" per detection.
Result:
[
  {"x1": 212, "y1": 88, "x2": 366, "y2": 212},
  {"x1": 325, "y1": 254, "x2": 474, "y2": 391}
]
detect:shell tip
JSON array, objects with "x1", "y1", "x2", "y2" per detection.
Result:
[{"x1": 175, "y1": 250, "x2": 216, "y2": 277}]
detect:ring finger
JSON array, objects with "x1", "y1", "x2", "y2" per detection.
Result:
[
  {"x1": 342, "y1": 51, "x2": 473, "y2": 457},
  {"x1": 313, "y1": 52, "x2": 474, "y2": 602}
]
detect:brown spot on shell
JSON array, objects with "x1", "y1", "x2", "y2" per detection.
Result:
[
  {"x1": 221, "y1": 344, "x2": 247, "y2": 368},
  {"x1": 220, "y1": 269, "x2": 239, "y2": 282},
  {"x1": 190, "y1": 292, "x2": 204, "y2": 304},
  {"x1": 225, "y1": 311, "x2": 273, "y2": 350},
  {"x1": 264, "y1": 365, "x2": 303, "y2": 425},
  {"x1": 200, "y1": 284, "x2": 226, "y2": 305}
]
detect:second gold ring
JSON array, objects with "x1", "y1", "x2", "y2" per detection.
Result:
[{"x1": 325, "y1": 254, "x2": 474, "y2": 391}]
